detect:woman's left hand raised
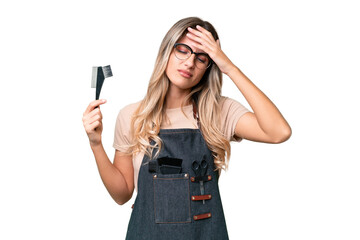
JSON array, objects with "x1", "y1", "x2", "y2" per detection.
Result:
[{"x1": 186, "y1": 25, "x2": 236, "y2": 75}]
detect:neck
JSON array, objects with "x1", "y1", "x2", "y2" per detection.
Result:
[{"x1": 165, "y1": 84, "x2": 192, "y2": 109}]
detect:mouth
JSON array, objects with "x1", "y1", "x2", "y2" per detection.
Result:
[{"x1": 178, "y1": 69, "x2": 193, "y2": 78}]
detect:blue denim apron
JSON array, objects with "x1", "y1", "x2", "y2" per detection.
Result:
[{"x1": 125, "y1": 104, "x2": 229, "y2": 239}]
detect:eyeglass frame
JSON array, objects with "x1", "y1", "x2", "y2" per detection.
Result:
[{"x1": 173, "y1": 43, "x2": 213, "y2": 69}]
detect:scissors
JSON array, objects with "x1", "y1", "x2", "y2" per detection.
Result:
[{"x1": 192, "y1": 159, "x2": 208, "y2": 204}]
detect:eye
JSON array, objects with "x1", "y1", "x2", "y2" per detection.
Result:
[
  {"x1": 176, "y1": 45, "x2": 190, "y2": 54},
  {"x1": 196, "y1": 54, "x2": 209, "y2": 64}
]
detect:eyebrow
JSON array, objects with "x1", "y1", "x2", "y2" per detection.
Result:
[{"x1": 178, "y1": 43, "x2": 206, "y2": 54}]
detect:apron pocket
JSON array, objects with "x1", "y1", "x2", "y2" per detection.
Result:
[{"x1": 153, "y1": 173, "x2": 191, "y2": 223}]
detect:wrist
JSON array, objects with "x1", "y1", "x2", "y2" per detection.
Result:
[
  {"x1": 225, "y1": 64, "x2": 240, "y2": 77},
  {"x1": 90, "y1": 141, "x2": 103, "y2": 150}
]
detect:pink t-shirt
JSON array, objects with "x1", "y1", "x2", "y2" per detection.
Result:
[{"x1": 113, "y1": 96, "x2": 250, "y2": 192}]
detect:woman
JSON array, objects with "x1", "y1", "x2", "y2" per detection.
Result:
[{"x1": 82, "y1": 17, "x2": 291, "y2": 239}]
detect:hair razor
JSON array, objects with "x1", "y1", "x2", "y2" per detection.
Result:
[{"x1": 91, "y1": 65, "x2": 113, "y2": 101}]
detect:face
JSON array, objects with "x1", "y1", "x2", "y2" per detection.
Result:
[{"x1": 165, "y1": 35, "x2": 208, "y2": 92}]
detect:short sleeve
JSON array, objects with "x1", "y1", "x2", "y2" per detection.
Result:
[
  {"x1": 220, "y1": 96, "x2": 250, "y2": 142},
  {"x1": 113, "y1": 102, "x2": 140, "y2": 152}
]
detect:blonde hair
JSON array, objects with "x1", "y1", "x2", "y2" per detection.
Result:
[{"x1": 128, "y1": 17, "x2": 231, "y2": 173}]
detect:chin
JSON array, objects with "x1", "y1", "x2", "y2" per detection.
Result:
[{"x1": 171, "y1": 83, "x2": 193, "y2": 91}]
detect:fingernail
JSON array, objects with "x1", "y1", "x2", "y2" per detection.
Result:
[{"x1": 102, "y1": 99, "x2": 107, "y2": 103}]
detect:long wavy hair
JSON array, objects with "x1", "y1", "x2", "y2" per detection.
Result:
[{"x1": 128, "y1": 17, "x2": 231, "y2": 173}]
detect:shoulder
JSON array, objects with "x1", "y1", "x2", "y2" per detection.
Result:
[
  {"x1": 113, "y1": 101, "x2": 142, "y2": 143},
  {"x1": 115, "y1": 101, "x2": 142, "y2": 129},
  {"x1": 219, "y1": 96, "x2": 248, "y2": 112},
  {"x1": 219, "y1": 96, "x2": 234, "y2": 107},
  {"x1": 118, "y1": 101, "x2": 142, "y2": 116},
  {"x1": 120, "y1": 101, "x2": 141, "y2": 113},
  {"x1": 218, "y1": 96, "x2": 250, "y2": 141},
  {"x1": 113, "y1": 101, "x2": 142, "y2": 150}
]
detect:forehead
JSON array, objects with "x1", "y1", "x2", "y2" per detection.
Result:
[{"x1": 176, "y1": 35, "x2": 204, "y2": 53}]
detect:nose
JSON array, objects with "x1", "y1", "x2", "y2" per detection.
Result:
[{"x1": 184, "y1": 53, "x2": 196, "y2": 68}]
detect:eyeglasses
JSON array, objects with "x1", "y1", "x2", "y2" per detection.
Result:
[{"x1": 173, "y1": 43, "x2": 212, "y2": 69}]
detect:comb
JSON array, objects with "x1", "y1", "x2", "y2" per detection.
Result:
[{"x1": 91, "y1": 65, "x2": 113, "y2": 100}]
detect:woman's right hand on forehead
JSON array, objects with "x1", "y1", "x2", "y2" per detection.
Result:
[{"x1": 82, "y1": 99, "x2": 107, "y2": 147}]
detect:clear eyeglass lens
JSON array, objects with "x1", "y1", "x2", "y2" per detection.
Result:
[
  {"x1": 174, "y1": 44, "x2": 210, "y2": 69},
  {"x1": 175, "y1": 45, "x2": 190, "y2": 59},
  {"x1": 196, "y1": 54, "x2": 210, "y2": 68}
]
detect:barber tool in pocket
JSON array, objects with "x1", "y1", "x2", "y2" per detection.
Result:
[
  {"x1": 158, "y1": 157, "x2": 183, "y2": 174},
  {"x1": 192, "y1": 158, "x2": 208, "y2": 204}
]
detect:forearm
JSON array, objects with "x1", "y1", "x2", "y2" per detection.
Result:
[
  {"x1": 90, "y1": 143, "x2": 132, "y2": 205},
  {"x1": 227, "y1": 66, "x2": 291, "y2": 139}
]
